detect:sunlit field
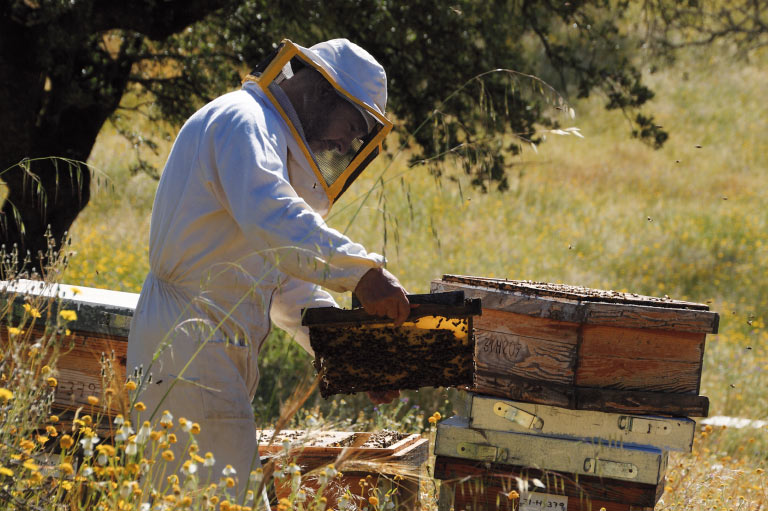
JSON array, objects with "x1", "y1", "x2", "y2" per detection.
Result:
[{"x1": 45, "y1": 42, "x2": 768, "y2": 509}]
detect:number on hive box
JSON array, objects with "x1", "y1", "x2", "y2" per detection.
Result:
[{"x1": 520, "y1": 493, "x2": 568, "y2": 511}]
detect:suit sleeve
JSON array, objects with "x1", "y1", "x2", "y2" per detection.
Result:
[{"x1": 269, "y1": 276, "x2": 338, "y2": 356}]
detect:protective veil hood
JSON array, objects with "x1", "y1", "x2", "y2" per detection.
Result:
[{"x1": 243, "y1": 39, "x2": 393, "y2": 208}]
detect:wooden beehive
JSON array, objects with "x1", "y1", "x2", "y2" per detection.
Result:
[
  {"x1": 302, "y1": 292, "x2": 481, "y2": 398},
  {"x1": 258, "y1": 429, "x2": 428, "y2": 509},
  {"x1": 1, "y1": 279, "x2": 135, "y2": 414},
  {"x1": 434, "y1": 455, "x2": 663, "y2": 510},
  {"x1": 431, "y1": 275, "x2": 718, "y2": 417}
]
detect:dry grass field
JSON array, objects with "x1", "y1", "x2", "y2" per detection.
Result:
[{"x1": 20, "y1": 42, "x2": 768, "y2": 509}]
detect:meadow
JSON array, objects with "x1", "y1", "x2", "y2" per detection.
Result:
[{"x1": 5, "y1": 42, "x2": 765, "y2": 509}]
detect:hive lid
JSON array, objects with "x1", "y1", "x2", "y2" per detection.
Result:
[
  {"x1": 442, "y1": 275, "x2": 710, "y2": 310},
  {"x1": 1, "y1": 279, "x2": 138, "y2": 337}
]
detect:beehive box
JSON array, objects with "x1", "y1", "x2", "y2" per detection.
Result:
[
  {"x1": 435, "y1": 416, "x2": 668, "y2": 486},
  {"x1": 434, "y1": 455, "x2": 663, "y2": 510},
  {"x1": 431, "y1": 275, "x2": 718, "y2": 416},
  {"x1": 0, "y1": 279, "x2": 136, "y2": 414},
  {"x1": 302, "y1": 292, "x2": 481, "y2": 398},
  {"x1": 258, "y1": 429, "x2": 428, "y2": 509},
  {"x1": 464, "y1": 393, "x2": 695, "y2": 452}
]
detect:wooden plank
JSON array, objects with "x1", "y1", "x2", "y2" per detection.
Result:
[
  {"x1": 581, "y1": 325, "x2": 705, "y2": 361},
  {"x1": 1, "y1": 326, "x2": 128, "y2": 413},
  {"x1": 575, "y1": 386, "x2": 709, "y2": 417},
  {"x1": 473, "y1": 372, "x2": 575, "y2": 409},
  {"x1": 473, "y1": 374, "x2": 710, "y2": 417},
  {"x1": 583, "y1": 302, "x2": 718, "y2": 334},
  {"x1": 435, "y1": 416, "x2": 668, "y2": 485},
  {"x1": 575, "y1": 357, "x2": 701, "y2": 394},
  {"x1": 475, "y1": 310, "x2": 578, "y2": 385},
  {"x1": 432, "y1": 281, "x2": 586, "y2": 323},
  {"x1": 476, "y1": 330, "x2": 577, "y2": 385},
  {"x1": 434, "y1": 456, "x2": 664, "y2": 507},
  {"x1": 467, "y1": 394, "x2": 695, "y2": 452},
  {"x1": 476, "y1": 310, "x2": 581, "y2": 340},
  {"x1": 442, "y1": 274, "x2": 707, "y2": 310},
  {"x1": 432, "y1": 280, "x2": 719, "y2": 334}
]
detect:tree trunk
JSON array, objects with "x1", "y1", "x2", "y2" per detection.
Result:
[{"x1": 0, "y1": 0, "x2": 231, "y2": 273}]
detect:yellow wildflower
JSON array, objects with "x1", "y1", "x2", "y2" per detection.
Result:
[
  {"x1": 60, "y1": 435, "x2": 74, "y2": 449},
  {"x1": 134, "y1": 401, "x2": 146, "y2": 412},
  {"x1": 167, "y1": 433, "x2": 177, "y2": 444},
  {"x1": 87, "y1": 395, "x2": 99, "y2": 406},
  {"x1": 59, "y1": 310, "x2": 78, "y2": 322},
  {"x1": 70, "y1": 287, "x2": 82, "y2": 295},
  {"x1": 162, "y1": 450, "x2": 174, "y2": 462},
  {"x1": 0, "y1": 466, "x2": 13, "y2": 477},
  {"x1": 23, "y1": 303, "x2": 41, "y2": 318},
  {"x1": 47, "y1": 377, "x2": 58, "y2": 388},
  {"x1": 507, "y1": 490, "x2": 520, "y2": 500},
  {"x1": 190, "y1": 422, "x2": 201, "y2": 435},
  {"x1": 220, "y1": 501, "x2": 232, "y2": 511},
  {"x1": 59, "y1": 463, "x2": 74, "y2": 476},
  {"x1": 48, "y1": 414, "x2": 59, "y2": 423},
  {"x1": 0, "y1": 388, "x2": 12, "y2": 401},
  {"x1": 46, "y1": 425, "x2": 58, "y2": 437},
  {"x1": 23, "y1": 459, "x2": 40, "y2": 471},
  {"x1": 369, "y1": 496, "x2": 379, "y2": 506},
  {"x1": 225, "y1": 477, "x2": 235, "y2": 488},
  {"x1": 7, "y1": 327, "x2": 23, "y2": 336},
  {"x1": 124, "y1": 380, "x2": 137, "y2": 391},
  {"x1": 36, "y1": 435, "x2": 49, "y2": 445}
]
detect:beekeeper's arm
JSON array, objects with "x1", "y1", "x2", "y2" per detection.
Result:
[
  {"x1": 209, "y1": 105, "x2": 409, "y2": 324},
  {"x1": 269, "y1": 276, "x2": 336, "y2": 356}
]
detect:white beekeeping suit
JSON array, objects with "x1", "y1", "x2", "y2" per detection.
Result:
[{"x1": 127, "y1": 39, "x2": 393, "y2": 503}]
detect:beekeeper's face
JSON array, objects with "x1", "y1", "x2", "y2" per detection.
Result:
[{"x1": 293, "y1": 69, "x2": 369, "y2": 154}]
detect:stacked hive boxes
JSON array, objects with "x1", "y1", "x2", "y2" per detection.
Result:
[{"x1": 431, "y1": 275, "x2": 719, "y2": 511}]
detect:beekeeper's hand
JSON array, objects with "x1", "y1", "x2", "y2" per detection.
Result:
[{"x1": 354, "y1": 268, "x2": 410, "y2": 326}]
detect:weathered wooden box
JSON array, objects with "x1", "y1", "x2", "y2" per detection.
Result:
[
  {"x1": 302, "y1": 292, "x2": 481, "y2": 398},
  {"x1": 258, "y1": 429, "x2": 428, "y2": 509},
  {"x1": 435, "y1": 416, "x2": 668, "y2": 485},
  {"x1": 431, "y1": 275, "x2": 718, "y2": 417},
  {"x1": 1, "y1": 279, "x2": 135, "y2": 414},
  {"x1": 464, "y1": 393, "x2": 695, "y2": 452},
  {"x1": 434, "y1": 455, "x2": 663, "y2": 510}
]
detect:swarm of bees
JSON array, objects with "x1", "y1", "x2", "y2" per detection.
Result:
[{"x1": 309, "y1": 317, "x2": 475, "y2": 398}]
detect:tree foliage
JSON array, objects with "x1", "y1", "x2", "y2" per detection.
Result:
[{"x1": 5, "y1": 0, "x2": 763, "y2": 264}]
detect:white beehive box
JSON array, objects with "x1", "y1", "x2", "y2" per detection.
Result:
[
  {"x1": 465, "y1": 393, "x2": 695, "y2": 452},
  {"x1": 435, "y1": 415, "x2": 668, "y2": 485}
]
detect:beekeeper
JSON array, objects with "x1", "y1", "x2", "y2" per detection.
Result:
[{"x1": 126, "y1": 38, "x2": 407, "y2": 499}]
